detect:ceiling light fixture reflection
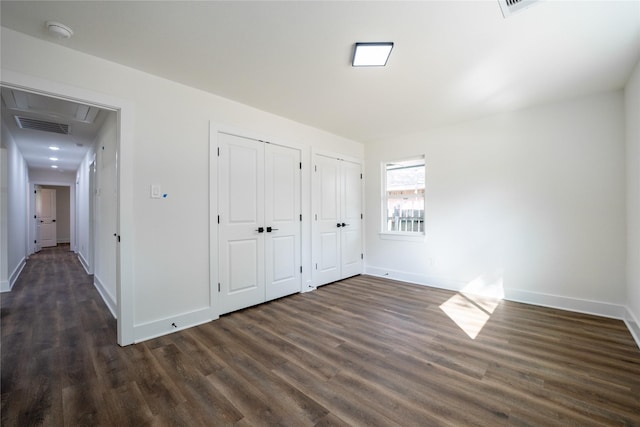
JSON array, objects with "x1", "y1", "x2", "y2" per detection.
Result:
[
  {"x1": 49, "y1": 157, "x2": 58, "y2": 161},
  {"x1": 51, "y1": 165, "x2": 58, "y2": 169},
  {"x1": 352, "y1": 42, "x2": 394, "y2": 67},
  {"x1": 49, "y1": 146, "x2": 60, "y2": 151}
]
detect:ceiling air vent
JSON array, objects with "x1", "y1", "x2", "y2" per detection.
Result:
[
  {"x1": 498, "y1": 0, "x2": 541, "y2": 18},
  {"x1": 15, "y1": 116, "x2": 70, "y2": 135}
]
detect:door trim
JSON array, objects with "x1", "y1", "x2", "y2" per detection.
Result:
[{"x1": 1, "y1": 70, "x2": 135, "y2": 346}]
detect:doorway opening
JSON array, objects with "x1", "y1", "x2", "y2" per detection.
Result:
[{"x1": 0, "y1": 82, "x2": 129, "y2": 343}]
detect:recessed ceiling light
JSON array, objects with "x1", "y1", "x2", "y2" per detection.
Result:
[
  {"x1": 51, "y1": 165, "x2": 58, "y2": 169},
  {"x1": 352, "y1": 42, "x2": 394, "y2": 67},
  {"x1": 49, "y1": 157, "x2": 58, "y2": 161},
  {"x1": 46, "y1": 21, "x2": 74, "y2": 39},
  {"x1": 49, "y1": 146, "x2": 60, "y2": 151}
]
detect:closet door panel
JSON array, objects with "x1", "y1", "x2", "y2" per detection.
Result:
[
  {"x1": 265, "y1": 143, "x2": 301, "y2": 301},
  {"x1": 341, "y1": 160, "x2": 363, "y2": 278},
  {"x1": 218, "y1": 133, "x2": 265, "y2": 315},
  {"x1": 314, "y1": 155, "x2": 342, "y2": 285}
]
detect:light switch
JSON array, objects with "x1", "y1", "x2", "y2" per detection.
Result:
[{"x1": 151, "y1": 184, "x2": 162, "y2": 199}]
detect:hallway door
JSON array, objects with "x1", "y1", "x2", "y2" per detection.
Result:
[{"x1": 36, "y1": 186, "x2": 57, "y2": 248}]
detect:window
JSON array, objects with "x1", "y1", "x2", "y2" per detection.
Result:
[{"x1": 382, "y1": 156, "x2": 425, "y2": 234}]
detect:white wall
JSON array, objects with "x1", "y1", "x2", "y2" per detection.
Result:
[
  {"x1": 1, "y1": 28, "x2": 363, "y2": 342},
  {"x1": 93, "y1": 112, "x2": 118, "y2": 314},
  {"x1": 366, "y1": 91, "x2": 627, "y2": 317},
  {"x1": 76, "y1": 148, "x2": 95, "y2": 271},
  {"x1": 0, "y1": 147, "x2": 7, "y2": 290},
  {"x1": 30, "y1": 169, "x2": 76, "y2": 184},
  {"x1": 625, "y1": 60, "x2": 640, "y2": 343},
  {"x1": 1, "y1": 121, "x2": 29, "y2": 292}
]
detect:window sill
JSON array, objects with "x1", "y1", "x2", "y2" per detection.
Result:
[{"x1": 378, "y1": 232, "x2": 425, "y2": 242}]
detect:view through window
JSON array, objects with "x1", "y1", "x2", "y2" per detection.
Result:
[{"x1": 383, "y1": 156, "x2": 425, "y2": 233}]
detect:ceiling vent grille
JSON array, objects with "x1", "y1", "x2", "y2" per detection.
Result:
[
  {"x1": 498, "y1": 0, "x2": 541, "y2": 18},
  {"x1": 15, "y1": 116, "x2": 70, "y2": 135}
]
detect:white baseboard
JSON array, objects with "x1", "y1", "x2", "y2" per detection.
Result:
[
  {"x1": 365, "y1": 265, "x2": 636, "y2": 347},
  {"x1": 77, "y1": 253, "x2": 90, "y2": 274},
  {"x1": 133, "y1": 307, "x2": 218, "y2": 343},
  {"x1": 365, "y1": 265, "x2": 465, "y2": 293},
  {"x1": 1, "y1": 257, "x2": 26, "y2": 293},
  {"x1": 624, "y1": 307, "x2": 640, "y2": 349},
  {"x1": 503, "y1": 288, "x2": 626, "y2": 319},
  {"x1": 94, "y1": 274, "x2": 117, "y2": 319},
  {"x1": 57, "y1": 238, "x2": 70, "y2": 244}
]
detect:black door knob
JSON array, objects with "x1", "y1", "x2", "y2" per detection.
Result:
[
  {"x1": 336, "y1": 223, "x2": 342, "y2": 227},
  {"x1": 255, "y1": 227, "x2": 264, "y2": 233}
]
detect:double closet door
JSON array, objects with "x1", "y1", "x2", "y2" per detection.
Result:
[
  {"x1": 313, "y1": 154, "x2": 363, "y2": 286},
  {"x1": 218, "y1": 133, "x2": 301, "y2": 315}
]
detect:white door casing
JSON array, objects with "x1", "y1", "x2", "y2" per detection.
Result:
[
  {"x1": 218, "y1": 132, "x2": 301, "y2": 315},
  {"x1": 34, "y1": 185, "x2": 42, "y2": 253}
]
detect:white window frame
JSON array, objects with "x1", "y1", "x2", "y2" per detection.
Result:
[{"x1": 379, "y1": 155, "x2": 425, "y2": 242}]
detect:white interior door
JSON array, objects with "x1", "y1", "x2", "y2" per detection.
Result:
[
  {"x1": 341, "y1": 160, "x2": 363, "y2": 278},
  {"x1": 313, "y1": 155, "x2": 342, "y2": 285},
  {"x1": 37, "y1": 187, "x2": 57, "y2": 248},
  {"x1": 265, "y1": 143, "x2": 301, "y2": 301},
  {"x1": 218, "y1": 133, "x2": 265, "y2": 315},
  {"x1": 313, "y1": 155, "x2": 363, "y2": 286}
]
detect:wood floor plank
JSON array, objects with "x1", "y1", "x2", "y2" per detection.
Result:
[
  {"x1": 151, "y1": 343, "x2": 244, "y2": 424},
  {"x1": 2, "y1": 245, "x2": 639, "y2": 426}
]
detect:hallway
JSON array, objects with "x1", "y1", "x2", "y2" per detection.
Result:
[{"x1": 1, "y1": 245, "x2": 116, "y2": 425}]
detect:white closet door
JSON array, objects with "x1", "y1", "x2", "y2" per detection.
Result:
[
  {"x1": 341, "y1": 160, "x2": 363, "y2": 278},
  {"x1": 313, "y1": 155, "x2": 342, "y2": 286},
  {"x1": 264, "y1": 143, "x2": 301, "y2": 300},
  {"x1": 218, "y1": 133, "x2": 265, "y2": 315}
]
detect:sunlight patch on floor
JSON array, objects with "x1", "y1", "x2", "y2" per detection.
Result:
[{"x1": 439, "y1": 273, "x2": 503, "y2": 339}]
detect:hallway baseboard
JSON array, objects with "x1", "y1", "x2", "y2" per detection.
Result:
[
  {"x1": 78, "y1": 253, "x2": 90, "y2": 274},
  {"x1": 1, "y1": 257, "x2": 26, "y2": 293},
  {"x1": 94, "y1": 275, "x2": 117, "y2": 319}
]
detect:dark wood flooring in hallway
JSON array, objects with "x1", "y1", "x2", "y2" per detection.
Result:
[{"x1": 1, "y1": 245, "x2": 639, "y2": 426}]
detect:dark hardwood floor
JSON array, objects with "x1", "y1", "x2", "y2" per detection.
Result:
[{"x1": 2, "y1": 245, "x2": 639, "y2": 426}]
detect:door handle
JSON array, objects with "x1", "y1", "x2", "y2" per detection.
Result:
[
  {"x1": 255, "y1": 227, "x2": 264, "y2": 233},
  {"x1": 266, "y1": 227, "x2": 279, "y2": 232},
  {"x1": 40, "y1": 220, "x2": 44, "y2": 223},
  {"x1": 336, "y1": 223, "x2": 342, "y2": 228},
  {"x1": 341, "y1": 223, "x2": 349, "y2": 227},
  {"x1": 52, "y1": 219, "x2": 56, "y2": 223}
]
